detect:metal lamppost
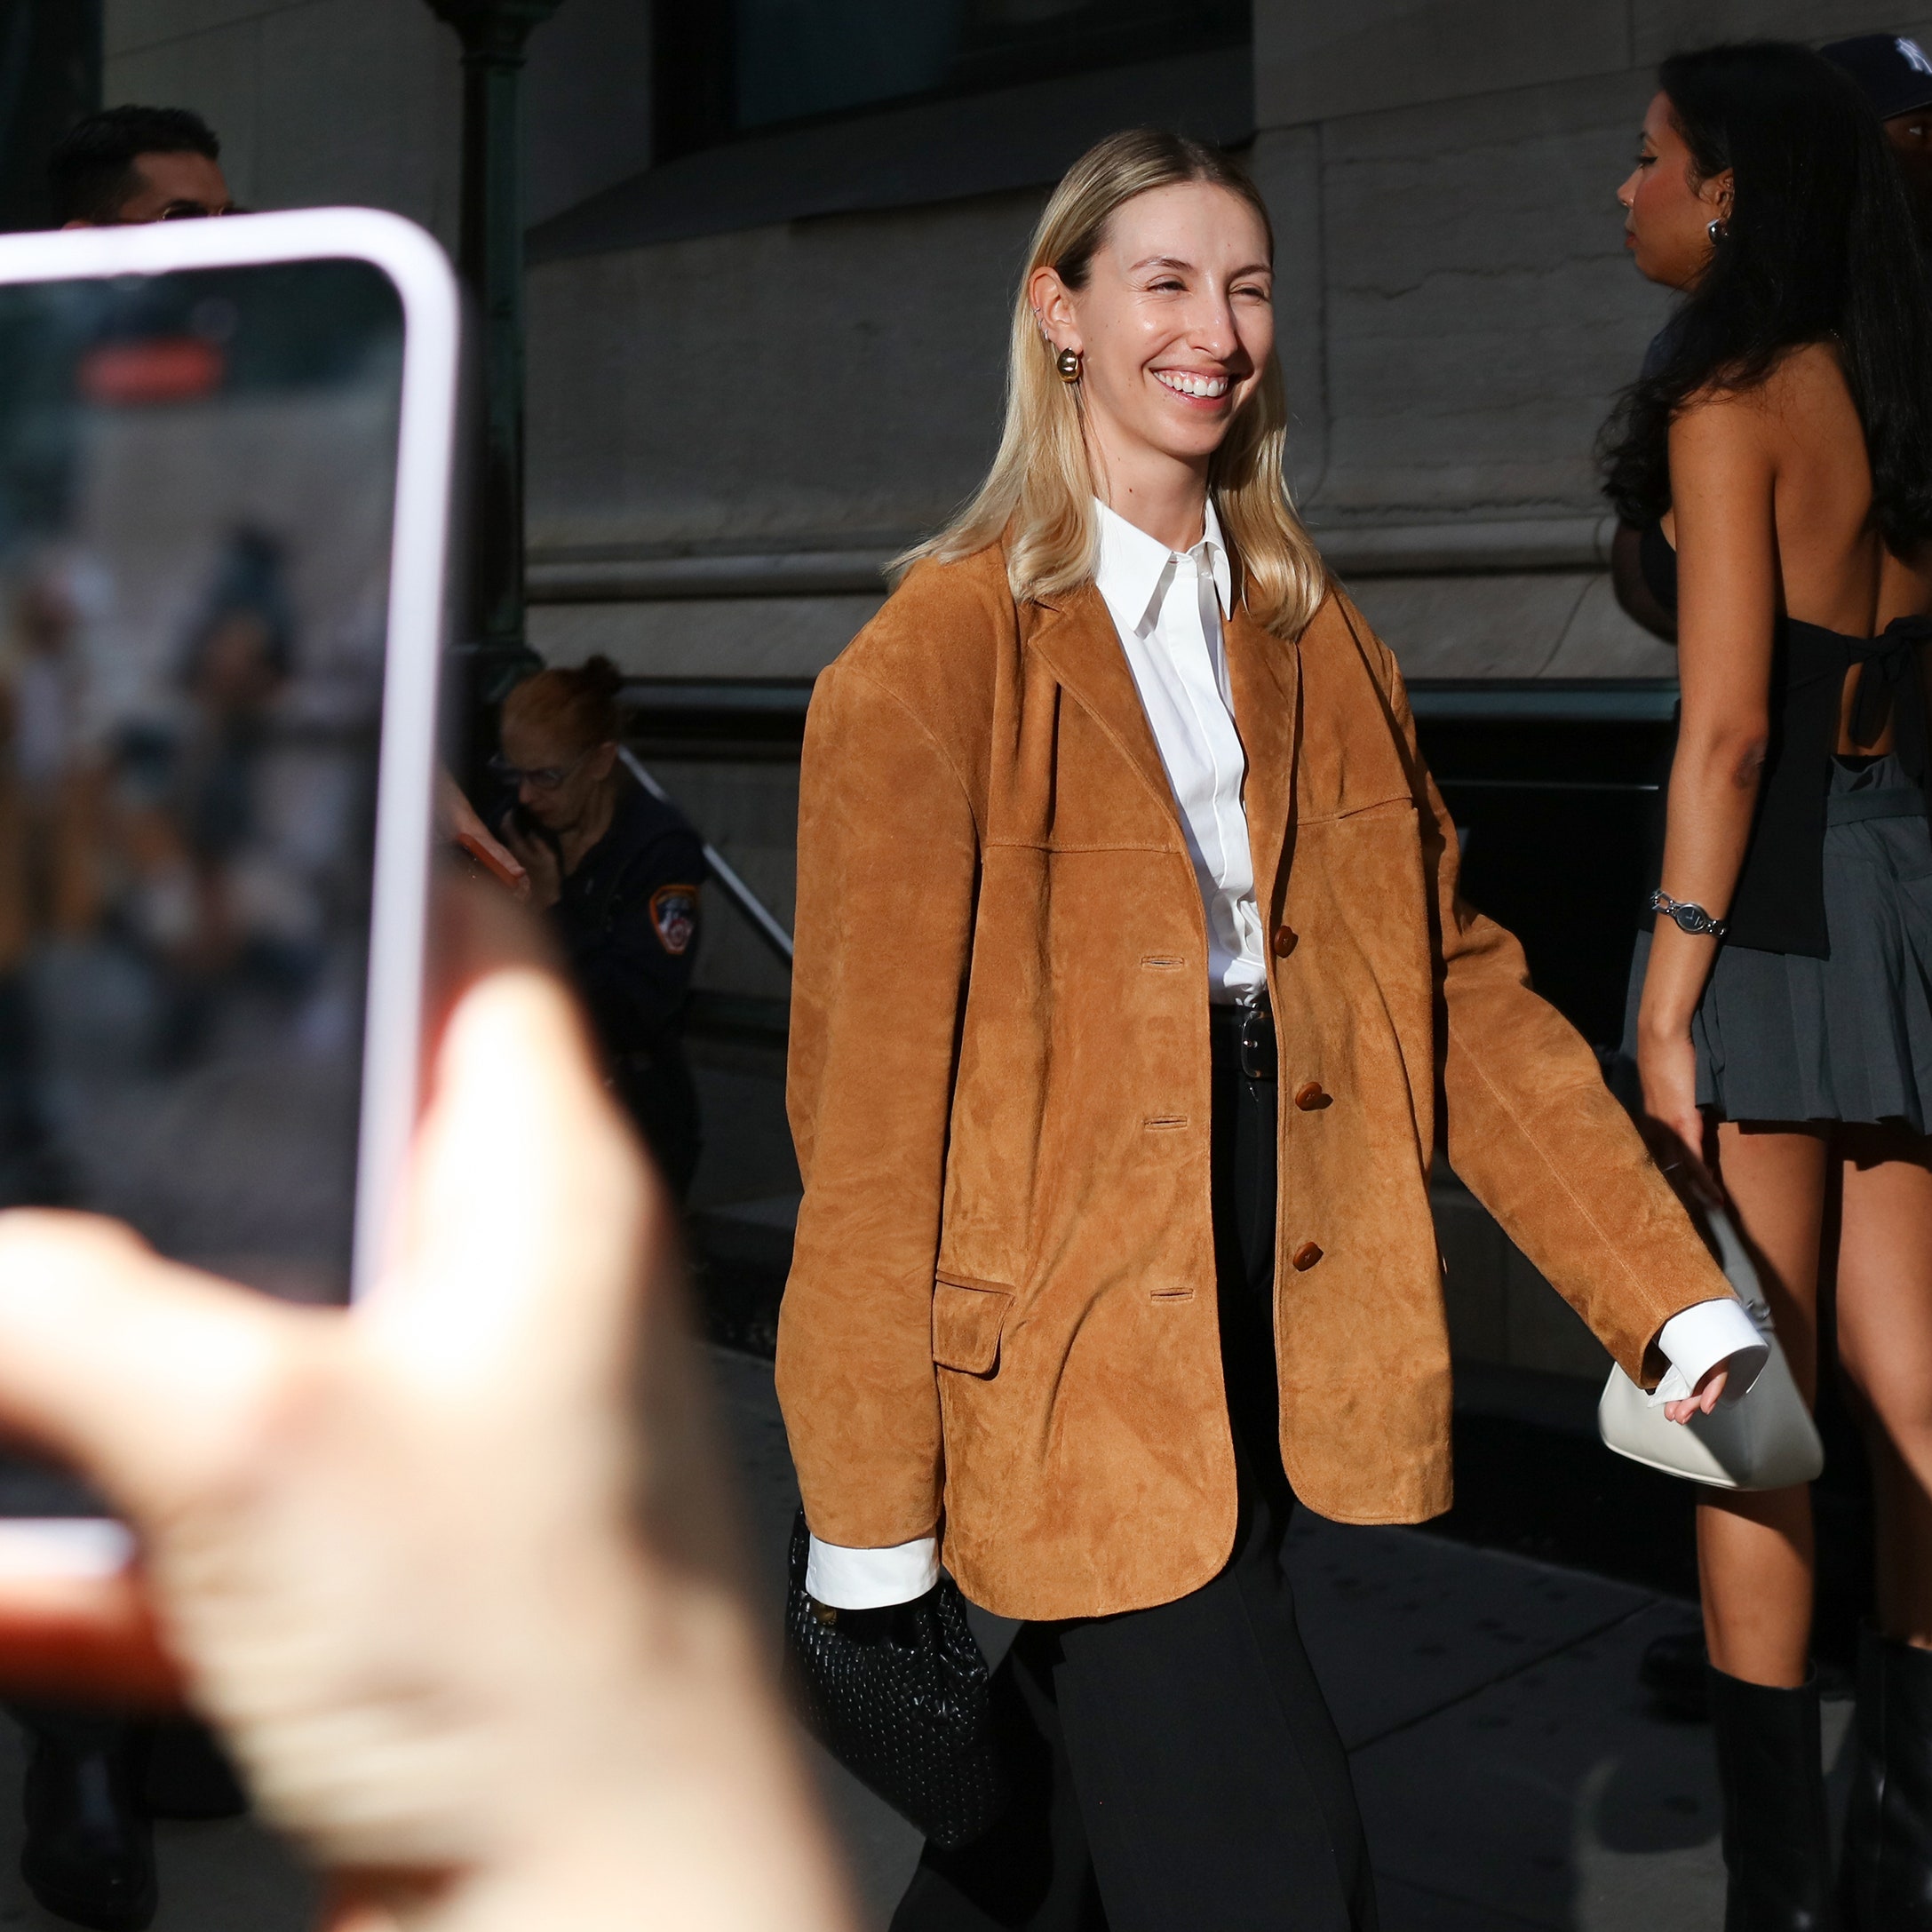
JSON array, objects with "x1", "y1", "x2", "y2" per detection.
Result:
[{"x1": 424, "y1": 0, "x2": 561, "y2": 767}]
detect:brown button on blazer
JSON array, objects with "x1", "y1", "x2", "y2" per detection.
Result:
[{"x1": 775, "y1": 543, "x2": 1731, "y2": 1623}]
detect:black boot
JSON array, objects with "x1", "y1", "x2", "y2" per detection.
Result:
[
  {"x1": 20, "y1": 1727, "x2": 157, "y2": 1932},
  {"x1": 1841, "y1": 1626, "x2": 1932, "y2": 1928},
  {"x1": 1709, "y1": 1665, "x2": 1836, "y2": 1931}
]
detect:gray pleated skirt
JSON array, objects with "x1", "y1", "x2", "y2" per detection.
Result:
[{"x1": 1622, "y1": 753, "x2": 1932, "y2": 1130}]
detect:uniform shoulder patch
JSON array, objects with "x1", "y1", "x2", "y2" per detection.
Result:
[{"x1": 648, "y1": 883, "x2": 700, "y2": 956}]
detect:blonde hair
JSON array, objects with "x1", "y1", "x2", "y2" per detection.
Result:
[{"x1": 895, "y1": 128, "x2": 1327, "y2": 639}]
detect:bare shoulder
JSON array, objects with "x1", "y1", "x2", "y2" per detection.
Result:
[
  {"x1": 1669, "y1": 378, "x2": 1781, "y2": 483},
  {"x1": 1768, "y1": 338, "x2": 1852, "y2": 394},
  {"x1": 1677, "y1": 342, "x2": 1852, "y2": 444},
  {"x1": 1759, "y1": 340, "x2": 1861, "y2": 432}
]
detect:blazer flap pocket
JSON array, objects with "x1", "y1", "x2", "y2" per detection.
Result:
[{"x1": 932, "y1": 1276, "x2": 1014, "y2": 1377}]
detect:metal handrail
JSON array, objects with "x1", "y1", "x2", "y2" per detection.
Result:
[{"x1": 618, "y1": 747, "x2": 794, "y2": 966}]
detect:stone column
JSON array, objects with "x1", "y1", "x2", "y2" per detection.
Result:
[{"x1": 424, "y1": 0, "x2": 561, "y2": 755}]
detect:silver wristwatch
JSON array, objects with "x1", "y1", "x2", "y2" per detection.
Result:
[{"x1": 1650, "y1": 888, "x2": 1728, "y2": 941}]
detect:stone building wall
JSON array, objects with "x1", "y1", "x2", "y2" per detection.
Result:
[
  {"x1": 107, "y1": 1, "x2": 1932, "y2": 688},
  {"x1": 103, "y1": 0, "x2": 650, "y2": 243},
  {"x1": 521, "y1": 3, "x2": 1932, "y2": 696},
  {"x1": 96, "y1": 1, "x2": 1932, "y2": 1374}
]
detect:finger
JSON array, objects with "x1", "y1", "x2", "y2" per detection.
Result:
[
  {"x1": 450, "y1": 831, "x2": 527, "y2": 896},
  {"x1": 472, "y1": 825, "x2": 526, "y2": 881},
  {"x1": 422, "y1": 872, "x2": 557, "y2": 1036},
  {"x1": 1658, "y1": 1112, "x2": 1721, "y2": 1208},
  {"x1": 0, "y1": 1212, "x2": 296, "y2": 1513},
  {"x1": 1680, "y1": 1158, "x2": 1721, "y2": 1211},
  {"x1": 431, "y1": 765, "x2": 464, "y2": 840},
  {"x1": 372, "y1": 958, "x2": 661, "y2": 1375}
]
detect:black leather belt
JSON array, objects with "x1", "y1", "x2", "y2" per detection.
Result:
[{"x1": 1208, "y1": 997, "x2": 1276, "y2": 1082}]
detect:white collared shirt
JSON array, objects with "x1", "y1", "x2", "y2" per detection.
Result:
[
  {"x1": 1093, "y1": 497, "x2": 1268, "y2": 1005},
  {"x1": 802, "y1": 498, "x2": 1766, "y2": 1610}
]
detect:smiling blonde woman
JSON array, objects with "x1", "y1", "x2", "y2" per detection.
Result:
[{"x1": 775, "y1": 128, "x2": 1760, "y2": 1932}]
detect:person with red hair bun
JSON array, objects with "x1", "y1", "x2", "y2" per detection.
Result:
[{"x1": 497, "y1": 657, "x2": 708, "y2": 1197}]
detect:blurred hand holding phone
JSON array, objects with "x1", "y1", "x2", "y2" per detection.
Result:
[
  {"x1": 0, "y1": 211, "x2": 863, "y2": 1932},
  {"x1": 0, "y1": 882, "x2": 859, "y2": 1932},
  {"x1": 0, "y1": 208, "x2": 457, "y2": 1536}
]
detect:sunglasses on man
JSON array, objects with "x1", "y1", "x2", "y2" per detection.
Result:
[{"x1": 107, "y1": 200, "x2": 248, "y2": 223}]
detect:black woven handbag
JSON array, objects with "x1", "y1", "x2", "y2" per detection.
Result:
[{"x1": 783, "y1": 1511, "x2": 1008, "y2": 1848}]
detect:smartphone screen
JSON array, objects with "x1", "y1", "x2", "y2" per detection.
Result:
[{"x1": 0, "y1": 255, "x2": 407, "y2": 1515}]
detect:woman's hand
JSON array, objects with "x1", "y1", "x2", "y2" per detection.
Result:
[
  {"x1": 1629, "y1": 390, "x2": 1777, "y2": 1212},
  {"x1": 500, "y1": 813, "x2": 561, "y2": 910},
  {"x1": 0, "y1": 884, "x2": 855, "y2": 1932},
  {"x1": 1664, "y1": 1362, "x2": 1729, "y2": 1425},
  {"x1": 1637, "y1": 1015, "x2": 1719, "y2": 1205}
]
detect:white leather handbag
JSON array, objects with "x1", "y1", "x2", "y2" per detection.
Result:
[{"x1": 1596, "y1": 1200, "x2": 1824, "y2": 1491}]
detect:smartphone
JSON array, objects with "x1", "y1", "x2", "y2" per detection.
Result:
[
  {"x1": 453, "y1": 828, "x2": 525, "y2": 894},
  {"x1": 0, "y1": 210, "x2": 459, "y2": 1565}
]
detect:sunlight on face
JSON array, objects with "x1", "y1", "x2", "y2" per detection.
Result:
[{"x1": 1056, "y1": 180, "x2": 1275, "y2": 479}]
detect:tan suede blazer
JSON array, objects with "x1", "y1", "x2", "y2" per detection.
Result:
[{"x1": 775, "y1": 543, "x2": 1731, "y2": 1623}]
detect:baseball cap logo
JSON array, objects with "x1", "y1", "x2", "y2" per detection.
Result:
[{"x1": 1897, "y1": 36, "x2": 1932, "y2": 77}]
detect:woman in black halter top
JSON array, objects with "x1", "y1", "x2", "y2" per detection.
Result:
[{"x1": 1606, "y1": 45, "x2": 1932, "y2": 1929}]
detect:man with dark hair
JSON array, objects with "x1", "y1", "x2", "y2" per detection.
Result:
[{"x1": 49, "y1": 105, "x2": 237, "y2": 227}]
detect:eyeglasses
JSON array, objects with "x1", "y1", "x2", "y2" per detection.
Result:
[
  {"x1": 488, "y1": 749, "x2": 592, "y2": 792},
  {"x1": 107, "y1": 202, "x2": 248, "y2": 224}
]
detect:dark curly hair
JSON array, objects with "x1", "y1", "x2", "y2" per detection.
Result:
[
  {"x1": 1600, "y1": 42, "x2": 1932, "y2": 557},
  {"x1": 48, "y1": 105, "x2": 220, "y2": 226}
]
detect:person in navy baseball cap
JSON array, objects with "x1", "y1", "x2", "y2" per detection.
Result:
[{"x1": 1825, "y1": 32, "x2": 1932, "y2": 206}]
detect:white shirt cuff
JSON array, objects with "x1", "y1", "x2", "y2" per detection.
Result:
[
  {"x1": 805, "y1": 1534, "x2": 940, "y2": 1610},
  {"x1": 1651, "y1": 1297, "x2": 1769, "y2": 1408}
]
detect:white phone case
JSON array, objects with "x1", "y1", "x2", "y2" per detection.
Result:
[{"x1": 0, "y1": 211, "x2": 460, "y2": 1557}]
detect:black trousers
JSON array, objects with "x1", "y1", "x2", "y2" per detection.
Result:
[{"x1": 893, "y1": 1050, "x2": 1376, "y2": 1932}]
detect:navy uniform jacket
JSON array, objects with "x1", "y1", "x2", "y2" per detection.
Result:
[{"x1": 547, "y1": 773, "x2": 706, "y2": 1191}]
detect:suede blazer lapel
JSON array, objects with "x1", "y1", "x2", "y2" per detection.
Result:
[
  {"x1": 1024, "y1": 586, "x2": 1186, "y2": 847},
  {"x1": 1223, "y1": 601, "x2": 1301, "y2": 922}
]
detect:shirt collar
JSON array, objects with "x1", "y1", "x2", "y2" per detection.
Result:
[{"x1": 1093, "y1": 497, "x2": 1232, "y2": 635}]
